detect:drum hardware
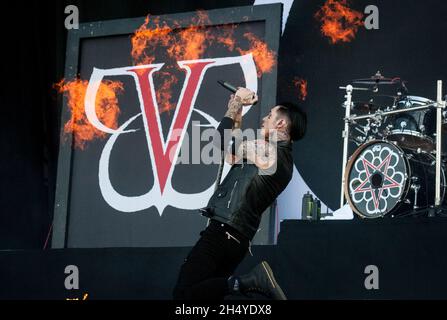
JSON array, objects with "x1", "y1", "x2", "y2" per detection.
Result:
[
  {"x1": 350, "y1": 99, "x2": 438, "y2": 152},
  {"x1": 353, "y1": 71, "x2": 406, "y2": 95},
  {"x1": 382, "y1": 124, "x2": 393, "y2": 137},
  {"x1": 352, "y1": 101, "x2": 380, "y2": 113},
  {"x1": 410, "y1": 177, "x2": 421, "y2": 209},
  {"x1": 435, "y1": 81, "x2": 445, "y2": 207},
  {"x1": 347, "y1": 102, "x2": 437, "y2": 121},
  {"x1": 397, "y1": 82, "x2": 409, "y2": 96},
  {"x1": 398, "y1": 120, "x2": 407, "y2": 130},
  {"x1": 428, "y1": 206, "x2": 436, "y2": 217},
  {"x1": 419, "y1": 124, "x2": 426, "y2": 132},
  {"x1": 352, "y1": 136, "x2": 366, "y2": 146},
  {"x1": 343, "y1": 101, "x2": 354, "y2": 110},
  {"x1": 339, "y1": 84, "x2": 371, "y2": 207},
  {"x1": 353, "y1": 71, "x2": 400, "y2": 86},
  {"x1": 368, "y1": 116, "x2": 382, "y2": 127},
  {"x1": 344, "y1": 140, "x2": 446, "y2": 218},
  {"x1": 443, "y1": 109, "x2": 447, "y2": 130},
  {"x1": 373, "y1": 94, "x2": 401, "y2": 102},
  {"x1": 340, "y1": 77, "x2": 446, "y2": 217},
  {"x1": 392, "y1": 206, "x2": 430, "y2": 218},
  {"x1": 353, "y1": 126, "x2": 366, "y2": 135}
]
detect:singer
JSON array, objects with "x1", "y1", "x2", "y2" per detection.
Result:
[{"x1": 173, "y1": 87, "x2": 306, "y2": 300}]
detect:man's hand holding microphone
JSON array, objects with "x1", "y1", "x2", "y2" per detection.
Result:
[{"x1": 224, "y1": 86, "x2": 258, "y2": 129}]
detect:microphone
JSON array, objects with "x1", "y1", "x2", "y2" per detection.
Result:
[{"x1": 217, "y1": 80, "x2": 238, "y2": 93}]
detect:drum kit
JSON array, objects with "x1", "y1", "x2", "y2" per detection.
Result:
[{"x1": 340, "y1": 72, "x2": 447, "y2": 218}]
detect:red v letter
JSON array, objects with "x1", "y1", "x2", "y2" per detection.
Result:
[{"x1": 128, "y1": 61, "x2": 214, "y2": 194}]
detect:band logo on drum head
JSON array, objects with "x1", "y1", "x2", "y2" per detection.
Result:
[{"x1": 347, "y1": 141, "x2": 405, "y2": 217}]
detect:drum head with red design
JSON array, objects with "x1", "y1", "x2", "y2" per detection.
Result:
[{"x1": 346, "y1": 141, "x2": 407, "y2": 218}]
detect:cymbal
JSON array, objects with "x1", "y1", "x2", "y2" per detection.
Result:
[
  {"x1": 371, "y1": 94, "x2": 400, "y2": 99},
  {"x1": 353, "y1": 71, "x2": 399, "y2": 85},
  {"x1": 353, "y1": 77, "x2": 398, "y2": 85},
  {"x1": 353, "y1": 79, "x2": 397, "y2": 85}
]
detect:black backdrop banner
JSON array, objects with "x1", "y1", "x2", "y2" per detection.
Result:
[
  {"x1": 0, "y1": 0, "x2": 250, "y2": 250},
  {"x1": 51, "y1": 5, "x2": 281, "y2": 248},
  {"x1": 2, "y1": 0, "x2": 447, "y2": 249},
  {"x1": 278, "y1": 0, "x2": 447, "y2": 211}
]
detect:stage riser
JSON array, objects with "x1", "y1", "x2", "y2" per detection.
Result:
[
  {"x1": 278, "y1": 217, "x2": 447, "y2": 299},
  {"x1": 1, "y1": 217, "x2": 447, "y2": 299},
  {"x1": 0, "y1": 247, "x2": 274, "y2": 300}
]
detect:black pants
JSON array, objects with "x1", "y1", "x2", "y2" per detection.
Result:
[{"x1": 173, "y1": 220, "x2": 250, "y2": 300}]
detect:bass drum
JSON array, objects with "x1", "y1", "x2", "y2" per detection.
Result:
[{"x1": 344, "y1": 140, "x2": 445, "y2": 218}]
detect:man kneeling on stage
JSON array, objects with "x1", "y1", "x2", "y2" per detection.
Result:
[{"x1": 173, "y1": 87, "x2": 306, "y2": 300}]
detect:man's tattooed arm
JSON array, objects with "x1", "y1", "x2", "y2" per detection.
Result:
[
  {"x1": 225, "y1": 95, "x2": 243, "y2": 122},
  {"x1": 236, "y1": 140, "x2": 278, "y2": 170}
]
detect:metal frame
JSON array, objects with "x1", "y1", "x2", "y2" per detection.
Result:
[
  {"x1": 51, "y1": 4, "x2": 283, "y2": 248},
  {"x1": 339, "y1": 85, "x2": 369, "y2": 207},
  {"x1": 340, "y1": 81, "x2": 446, "y2": 211},
  {"x1": 435, "y1": 81, "x2": 445, "y2": 206}
]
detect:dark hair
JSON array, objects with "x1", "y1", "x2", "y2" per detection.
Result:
[{"x1": 275, "y1": 102, "x2": 307, "y2": 141}]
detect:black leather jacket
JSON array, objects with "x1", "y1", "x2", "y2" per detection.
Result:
[{"x1": 202, "y1": 140, "x2": 293, "y2": 240}]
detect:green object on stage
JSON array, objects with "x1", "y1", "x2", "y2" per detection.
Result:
[{"x1": 301, "y1": 191, "x2": 314, "y2": 220}]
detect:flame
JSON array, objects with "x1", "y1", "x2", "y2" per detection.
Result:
[
  {"x1": 155, "y1": 70, "x2": 180, "y2": 113},
  {"x1": 168, "y1": 29, "x2": 208, "y2": 61},
  {"x1": 237, "y1": 33, "x2": 276, "y2": 77},
  {"x1": 131, "y1": 16, "x2": 171, "y2": 65},
  {"x1": 131, "y1": 11, "x2": 277, "y2": 113},
  {"x1": 55, "y1": 79, "x2": 123, "y2": 149},
  {"x1": 56, "y1": 11, "x2": 278, "y2": 149},
  {"x1": 132, "y1": 12, "x2": 241, "y2": 64},
  {"x1": 132, "y1": 12, "x2": 217, "y2": 65},
  {"x1": 216, "y1": 35, "x2": 236, "y2": 51},
  {"x1": 315, "y1": 0, "x2": 363, "y2": 44},
  {"x1": 167, "y1": 10, "x2": 213, "y2": 61},
  {"x1": 293, "y1": 78, "x2": 308, "y2": 101}
]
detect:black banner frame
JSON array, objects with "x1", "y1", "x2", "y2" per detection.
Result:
[{"x1": 52, "y1": 4, "x2": 283, "y2": 248}]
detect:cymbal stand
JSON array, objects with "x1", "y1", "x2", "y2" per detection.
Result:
[
  {"x1": 339, "y1": 85, "x2": 370, "y2": 208},
  {"x1": 435, "y1": 81, "x2": 446, "y2": 211}
]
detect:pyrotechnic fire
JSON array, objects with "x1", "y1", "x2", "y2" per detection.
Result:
[
  {"x1": 55, "y1": 79, "x2": 123, "y2": 149},
  {"x1": 57, "y1": 11, "x2": 277, "y2": 149},
  {"x1": 237, "y1": 33, "x2": 276, "y2": 77},
  {"x1": 293, "y1": 78, "x2": 308, "y2": 101},
  {"x1": 132, "y1": 11, "x2": 233, "y2": 65},
  {"x1": 131, "y1": 11, "x2": 276, "y2": 112},
  {"x1": 315, "y1": 0, "x2": 363, "y2": 44},
  {"x1": 154, "y1": 71, "x2": 180, "y2": 114}
]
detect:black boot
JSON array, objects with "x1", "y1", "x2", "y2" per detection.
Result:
[{"x1": 238, "y1": 261, "x2": 287, "y2": 300}]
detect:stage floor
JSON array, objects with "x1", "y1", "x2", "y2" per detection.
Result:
[{"x1": 1, "y1": 217, "x2": 447, "y2": 299}]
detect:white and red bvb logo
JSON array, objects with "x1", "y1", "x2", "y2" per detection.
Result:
[{"x1": 84, "y1": 54, "x2": 258, "y2": 214}]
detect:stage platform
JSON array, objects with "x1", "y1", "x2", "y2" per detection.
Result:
[{"x1": 1, "y1": 217, "x2": 447, "y2": 299}]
